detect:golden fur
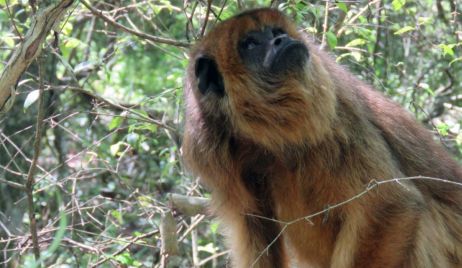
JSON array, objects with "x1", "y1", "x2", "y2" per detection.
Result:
[{"x1": 182, "y1": 8, "x2": 462, "y2": 268}]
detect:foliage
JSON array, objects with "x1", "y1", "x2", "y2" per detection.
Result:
[{"x1": 0, "y1": 0, "x2": 460, "y2": 267}]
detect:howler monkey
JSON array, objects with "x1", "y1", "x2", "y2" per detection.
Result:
[{"x1": 182, "y1": 8, "x2": 462, "y2": 268}]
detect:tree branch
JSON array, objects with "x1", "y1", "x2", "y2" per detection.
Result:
[
  {"x1": 80, "y1": 0, "x2": 190, "y2": 48},
  {"x1": 25, "y1": 55, "x2": 47, "y2": 265},
  {"x1": 0, "y1": 0, "x2": 74, "y2": 113}
]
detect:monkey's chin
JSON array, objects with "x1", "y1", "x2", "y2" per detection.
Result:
[{"x1": 269, "y1": 42, "x2": 309, "y2": 74}]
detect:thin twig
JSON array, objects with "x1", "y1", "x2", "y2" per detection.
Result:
[
  {"x1": 0, "y1": 178, "x2": 25, "y2": 190},
  {"x1": 200, "y1": 0, "x2": 213, "y2": 37},
  {"x1": 197, "y1": 250, "x2": 230, "y2": 266},
  {"x1": 249, "y1": 175, "x2": 462, "y2": 266},
  {"x1": 320, "y1": 0, "x2": 330, "y2": 49},
  {"x1": 90, "y1": 230, "x2": 158, "y2": 267},
  {"x1": 25, "y1": 57, "x2": 48, "y2": 265},
  {"x1": 5, "y1": 0, "x2": 23, "y2": 41},
  {"x1": 80, "y1": 0, "x2": 190, "y2": 48},
  {"x1": 53, "y1": 86, "x2": 177, "y2": 133},
  {"x1": 337, "y1": 0, "x2": 380, "y2": 36}
]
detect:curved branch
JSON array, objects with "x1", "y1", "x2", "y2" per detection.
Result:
[{"x1": 0, "y1": 0, "x2": 74, "y2": 113}]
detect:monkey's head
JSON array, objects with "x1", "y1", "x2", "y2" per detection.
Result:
[{"x1": 184, "y1": 8, "x2": 336, "y2": 155}]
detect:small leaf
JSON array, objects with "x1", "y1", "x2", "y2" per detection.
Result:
[
  {"x1": 210, "y1": 221, "x2": 219, "y2": 234},
  {"x1": 304, "y1": 26, "x2": 317, "y2": 34},
  {"x1": 0, "y1": 0, "x2": 17, "y2": 5},
  {"x1": 337, "y1": 3, "x2": 348, "y2": 13},
  {"x1": 130, "y1": 123, "x2": 157, "y2": 133},
  {"x1": 392, "y1": 0, "x2": 406, "y2": 11},
  {"x1": 63, "y1": 37, "x2": 83, "y2": 49},
  {"x1": 436, "y1": 123, "x2": 449, "y2": 136},
  {"x1": 345, "y1": 38, "x2": 366, "y2": 47},
  {"x1": 114, "y1": 252, "x2": 134, "y2": 265},
  {"x1": 325, "y1": 31, "x2": 337, "y2": 49},
  {"x1": 439, "y1": 44, "x2": 455, "y2": 57},
  {"x1": 108, "y1": 117, "x2": 123, "y2": 130},
  {"x1": 394, "y1": 26, "x2": 415, "y2": 35},
  {"x1": 110, "y1": 142, "x2": 122, "y2": 156},
  {"x1": 417, "y1": 17, "x2": 431, "y2": 25},
  {"x1": 111, "y1": 210, "x2": 123, "y2": 224},
  {"x1": 24, "y1": 90, "x2": 39, "y2": 110},
  {"x1": 352, "y1": 51, "x2": 362, "y2": 61}
]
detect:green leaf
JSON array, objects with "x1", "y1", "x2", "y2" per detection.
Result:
[
  {"x1": 24, "y1": 90, "x2": 39, "y2": 110},
  {"x1": 129, "y1": 123, "x2": 157, "y2": 133},
  {"x1": 439, "y1": 44, "x2": 455, "y2": 57},
  {"x1": 110, "y1": 142, "x2": 122, "y2": 156},
  {"x1": 108, "y1": 117, "x2": 123, "y2": 130},
  {"x1": 436, "y1": 123, "x2": 449, "y2": 136},
  {"x1": 351, "y1": 51, "x2": 362, "y2": 61},
  {"x1": 337, "y1": 3, "x2": 348, "y2": 13},
  {"x1": 137, "y1": 195, "x2": 153, "y2": 207},
  {"x1": 63, "y1": 37, "x2": 84, "y2": 49},
  {"x1": 0, "y1": 0, "x2": 17, "y2": 5},
  {"x1": 394, "y1": 26, "x2": 415, "y2": 35},
  {"x1": 304, "y1": 26, "x2": 317, "y2": 34},
  {"x1": 392, "y1": 0, "x2": 406, "y2": 11},
  {"x1": 417, "y1": 17, "x2": 432, "y2": 25},
  {"x1": 325, "y1": 31, "x2": 337, "y2": 49},
  {"x1": 210, "y1": 221, "x2": 219, "y2": 234},
  {"x1": 114, "y1": 252, "x2": 134, "y2": 265},
  {"x1": 111, "y1": 210, "x2": 124, "y2": 224},
  {"x1": 60, "y1": 20, "x2": 73, "y2": 36},
  {"x1": 345, "y1": 38, "x2": 366, "y2": 47},
  {"x1": 336, "y1": 52, "x2": 363, "y2": 62}
]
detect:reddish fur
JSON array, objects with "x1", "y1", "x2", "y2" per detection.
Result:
[{"x1": 182, "y1": 8, "x2": 462, "y2": 268}]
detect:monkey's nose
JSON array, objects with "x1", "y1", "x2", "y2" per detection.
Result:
[
  {"x1": 271, "y1": 34, "x2": 290, "y2": 47},
  {"x1": 264, "y1": 35, "x2": 309, "y2": 74}
]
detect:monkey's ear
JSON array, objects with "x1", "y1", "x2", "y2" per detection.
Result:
[{"x1": 195, "y1": 57, "x2": 225, "y2": 96}]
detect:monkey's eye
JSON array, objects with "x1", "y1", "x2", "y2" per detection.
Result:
[
  {"x1": 241, "y1": 37, "x2": 260, "y2": 50},
  {"x1": 272, "y1": 28, "x2": 285, "y2": 37}
]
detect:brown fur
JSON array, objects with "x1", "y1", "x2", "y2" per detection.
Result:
[{"x1": 182, "y1": 8, "x2": 462, "y2": 268}]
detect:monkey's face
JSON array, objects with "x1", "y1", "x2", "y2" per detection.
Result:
[
  {"x1": 192, "y1": 9, "x2": 309, "y2": 96},
  {"x1": 185, "y1": 8, "x2": 335, "y2": 151},
  {"x1": 237, "y1": 26, "x2": 308, "y2": 77}
]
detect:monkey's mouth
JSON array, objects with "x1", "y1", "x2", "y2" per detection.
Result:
[{"x1": 263, "y1": 40, "x2": 309, "y2": 74}]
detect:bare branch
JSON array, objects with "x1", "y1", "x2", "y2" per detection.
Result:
[
  {"x1": 25, "y1": 55, "x2": 47, "y2": 264},
  {"x1": 90, "y1": 230, "x2": 158, "y2": 267},
  {"x1": 169, "y1": 193, "x2": 209, "y2": 217},
  {"x1": 80, "y1": 0, "x2": 190, "y2": 48},
  {"x1": 160, "y1": 211, "x2": 179, "y2": 262}
]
